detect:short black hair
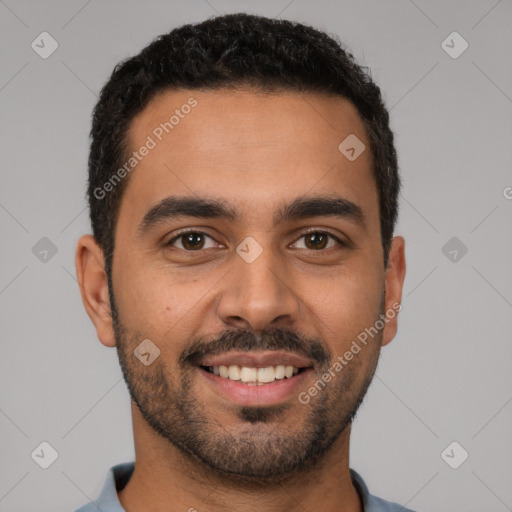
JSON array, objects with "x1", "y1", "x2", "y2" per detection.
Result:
[{"x1": 87, "y1": 12, "x2": 400, "y2": 281}]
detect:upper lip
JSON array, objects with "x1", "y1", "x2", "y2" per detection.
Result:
[{"x1": 199, "y1": 351, "x2": 314, "y2": 369}]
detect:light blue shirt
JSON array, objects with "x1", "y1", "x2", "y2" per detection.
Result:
[{"x1": 74, "y1": 462, "x2": 417, "y2": 512}]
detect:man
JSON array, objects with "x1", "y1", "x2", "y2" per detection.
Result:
[{"x1": 75, "y1": 12, "x2": 408, "y2": 512}]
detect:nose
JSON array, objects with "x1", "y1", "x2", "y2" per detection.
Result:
[{"x1": 216, "y1": 242, "x2": 301, "y2": 333}]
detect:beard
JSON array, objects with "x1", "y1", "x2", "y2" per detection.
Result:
[{"x1": 110, "y1": 287, "x2": 384, "y2": 485}]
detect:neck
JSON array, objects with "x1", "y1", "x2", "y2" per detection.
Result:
[{"x1": 118, "y1": 403, "x2": 363, "y2": 512}]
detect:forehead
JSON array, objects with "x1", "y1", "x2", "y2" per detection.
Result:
[{"x1": 119, "y1": 87, "x2": 378, "y2": 231}]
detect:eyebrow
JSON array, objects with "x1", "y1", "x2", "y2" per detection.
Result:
[{"x1": 137, "y1": 194, "x2": 366, "y2": 236}]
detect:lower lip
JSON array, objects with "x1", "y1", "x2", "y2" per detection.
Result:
[{"x1": 198, "y1": 367, "x2": 312, "y2": 406}]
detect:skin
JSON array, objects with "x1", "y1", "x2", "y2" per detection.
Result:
[{"x1": 76, "y1": 87, "x2": 406, "y2": 512}]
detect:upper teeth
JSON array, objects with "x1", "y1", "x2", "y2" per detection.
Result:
[{"x1": 210, "y1": 364, "x2": 300, "y2": 384}]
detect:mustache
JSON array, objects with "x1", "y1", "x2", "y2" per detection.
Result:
[{"x1": 179, "y1": 326, "x2": 331, "y2": 369}]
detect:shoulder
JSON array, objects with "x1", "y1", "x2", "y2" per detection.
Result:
[
  {"x1": 73, "y1": 462, "x2": 135, "y2": 512},
  {"x1": 350, "y1": 468, "x2": 418, "y2": 512},
  {"x1": 367, "y1": 493, "x2": 417, "y2": 511}
]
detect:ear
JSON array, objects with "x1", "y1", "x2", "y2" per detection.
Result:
[
  {"x1": 75, "y1": 234, "x2": 116, "y2": 347},
  {"x1": 381, "y1": 236, "x2": 406, "y2": 347}
]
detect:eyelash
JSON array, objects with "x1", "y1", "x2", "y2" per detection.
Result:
[{"x1": 165, "y1": 228, "x2": 346, "y2": 252}]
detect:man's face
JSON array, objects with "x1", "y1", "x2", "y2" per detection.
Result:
[{"x1": 99, "y1": 88, "x2": 402, "y2": 481}]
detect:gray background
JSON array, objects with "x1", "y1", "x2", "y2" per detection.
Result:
[{"x1": 1, "y1": 1, "x2": 511, "y2": 511}]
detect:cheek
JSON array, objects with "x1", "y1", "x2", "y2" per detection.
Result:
[
  {"x1": 314, "y1": 266, "x2": 383, "y2": 353},
  {"x1": 114, "y1": 266, "x2": 165, "y2": 323},
  {"x1": 114, "y1": 265, "x2": 210, "y2": 341}
]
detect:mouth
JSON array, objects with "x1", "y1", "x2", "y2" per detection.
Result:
[
  {"x1": 201, "y1": 364, "x2": 308, "y2": 385},
  {"x1": 197, "y1": 351, "x2": 314, "y2": 406}
]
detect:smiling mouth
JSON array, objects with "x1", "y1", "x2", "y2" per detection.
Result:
[{"x1": 201, "y1": 364, "x2": 308, "y2": 385}]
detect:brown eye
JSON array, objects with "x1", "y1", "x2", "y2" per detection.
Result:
[
  {"x1": 166, "y1": 232, "x2": 216, "y2": 251},
  {"x1": 293, "y1": 231, "x2": 344, "y2": 251},
  {"x1": 305, "y1": 232, "x2": 328, "y2": 249}
]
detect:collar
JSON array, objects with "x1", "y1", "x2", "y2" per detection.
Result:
[{"x1": 76, "y1": 462, "x2": 415, "y2": 512}]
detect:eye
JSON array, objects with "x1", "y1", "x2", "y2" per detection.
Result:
[
  {"x1": 166, "y1": 231, "x2": 218, "y2": 251},
  {"x1": 291, "y1": 230, "x2": 344, "y2": 251},
  {"x1": 165, "y1": 229, "x2": 345, "y2": 253}
]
